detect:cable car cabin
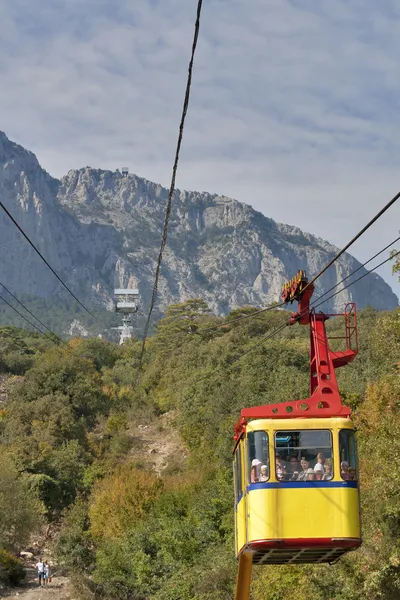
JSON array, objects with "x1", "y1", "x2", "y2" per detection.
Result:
[
  {"x1": 233, "y1": 271, "x2": 361, "y2": 565},
  {"x1": 234, "y1": 418, "x2": 360, "y2": 565}
]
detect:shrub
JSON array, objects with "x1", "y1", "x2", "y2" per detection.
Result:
[
  {"x1": 0, "y1": 455, "x2": 42, "y2": 550},
  {"x1": 0, "y1": 549, "x2": 25, "y2": 585},
  {"x1": 106, "y1": 413, "x2": 128, "y2": 435},
  {"x1": 56, "y1": 499, "x2": 95, "y2": 572},
  {"x1": 89, "y1": 465, "x2": 163, "y2": 541},
  {"x1": 3, "y1": 352, "x2": 33, "y2": 375}
]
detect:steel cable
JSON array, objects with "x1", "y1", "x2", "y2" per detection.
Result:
[
  {"x1": 313, "y1": 249, "x2": 400, "y2": 312},
  {"x1": 135, "y1": 0, "x2": 203, "y2": 380},
  {"x1": 310, "y1": 234, "x2": 400, "y2": 307},
  {"x1": 196, "y1": 229, "x2": 400, "y2": 335},
  {"x1": 231, "y1": 247, "x2": 400, "y2": 364},
  {"x1": 300, "y1": 190, "x2": 400, "y2": 296},
  {"x1": 0, "y1": 281, "x2": 63, "y2": 339},
  {"x1": 0, "y1": 201, "x2": 95, "y2": 318},
  {"x1": 0, "y1": 292, "x2": 62, "y2": 346}
]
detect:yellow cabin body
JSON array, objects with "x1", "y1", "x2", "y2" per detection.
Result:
[{"x1": 234, "y1": 417, "x2": 361, "y2": 564}]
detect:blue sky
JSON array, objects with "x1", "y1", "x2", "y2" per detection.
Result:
[{"x1": 1, "y1": 0, "x2": 399, "y2": 299}]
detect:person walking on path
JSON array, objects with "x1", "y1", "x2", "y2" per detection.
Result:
[
  {"x1": 35, "y1": 558, "x2": 45, "y2": 587},
  {"x1": 44, "y1": 561, "x2": 51, "y2": 586}
]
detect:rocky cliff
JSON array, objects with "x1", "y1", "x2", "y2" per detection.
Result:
[{"x1": 0, "y1": 131, "x2": 397, "y2": 322}]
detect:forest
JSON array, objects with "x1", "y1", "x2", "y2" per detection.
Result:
[{"x1": 0, "y1": 292, "x2": 399, "y2": 599}]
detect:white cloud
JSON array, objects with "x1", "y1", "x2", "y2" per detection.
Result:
[{"x1": 0, "y1": 0, "x2": 399, "y2": 295}]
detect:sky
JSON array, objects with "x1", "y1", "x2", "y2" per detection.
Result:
[{"x1": 0, "y1": 0, "x2": 399, "y2": 299}]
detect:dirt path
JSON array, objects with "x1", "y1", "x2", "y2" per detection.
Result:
[
  {"x1": 1, "y1": 568, "x2": 72, "y2": 600},
  {"x1": 134, "y1": 410, "x2": 186, "y2": 474}
]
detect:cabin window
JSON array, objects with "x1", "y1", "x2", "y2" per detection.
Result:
[
  {"x1": 339, "y1": 429, "x2": 358, "y2": 481},
  {"x1": 234, "y1": 445, "x2": 243, "y2": 503},
  {"x1": 274, "y1": 430, "x2": 333, "y2": 481},
  {"x1": 247, "y1": 431, "x2": 269, "y2": 483}
]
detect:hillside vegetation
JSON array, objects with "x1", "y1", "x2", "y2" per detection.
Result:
[{"x1": 0, "y1": 298, "x2": 399, "y2": 599}]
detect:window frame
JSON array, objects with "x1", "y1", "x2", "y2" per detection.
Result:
[
  {"x1": 339, "y1": 428, "x2": 358, "y2": 482},
  {"x1": 247, "y1": 430, "x2": 270, "y2": 484},
  {"x1": 234, "y1": 443, "x2": 243, "y2": 503},
  {"x1": 274, "y1": 429, "x2": 334, "y2": 482}
]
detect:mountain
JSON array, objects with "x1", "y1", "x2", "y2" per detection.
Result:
[{"x1": 0, "y1": 131, "x2": 397, "y2": 325}]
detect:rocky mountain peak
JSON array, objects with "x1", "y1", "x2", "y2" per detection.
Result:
[
  {"x1": 0, "y1": 132, "x2": 397, "y2": 319},
  {"x1": 0, "y1": 131, "x2": 58, "y2": 213},
  {"x1": 58, "y1": 167, "x2": 171, "y2": 222},
  {"x1": 0, "y1": 131, "x2": 45, "y2": 188}
]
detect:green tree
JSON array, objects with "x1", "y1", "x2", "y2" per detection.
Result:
[
  {"x1": 89, "y1": 465, "x2": 163, "y2": 541},
  {"x1": 56, "y1": 498, "x2": 94, "y2": 572},
  {"x1": 0, "y1": 455, "x2": 42, "y2": 551},
  {"x1": 0, "y1": 549, "x2": 25, "y2": 586},
  {"x1": 47, "y1": 440, "x2": 90, "y2": 507},
  {"x1": 71, "y1": 337, "x2": 121, "y2": 371},
  {"x1": 391, "y1": 249, "x2": 400, "y2": 280},
  {"x1": 154, "y1": 299, "x2": 212, "y2": 354}
]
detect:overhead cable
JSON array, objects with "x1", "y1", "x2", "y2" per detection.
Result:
[
  {"x1": 200, "y1": 301, "x2": 286, "y2": 332},
  {"x1": 0, "y1": 288, "x2": 100, "y2": 356},
  {"x1": 0, "y1": 292, "x2": 60, "y2": 344},
  {"x1": 154, "y1": 237, "x2": 400, "y2": 343},
  {"x1": 311, "y1": 234, "x2": 400, "y2": 306},
  {"x1": 301, "y1": 190, "x2": 400, "y2": 296},
  {"x1": 232, "y1": 247, "x2": 400, "y2": 364},
  {"x1": 0, "y1": 201, "x2": 95, "y2": 317},
  {"x1": 0, "y1": 292, "x2": 103, "y2": 360},
  {"x1": 230, "y1": 321, "x2": 289, "y2": 364},
  {"x1": 0, "y1": 281, "x2": 62, "y2": 339},
  {"x1": 136, "y1": 0, "x2": 203, "y2": 380},
  {"x1": 201, "y1": 209, "x2": 400, "y2": 333},
  {"x1": 313, "y1": 248, "x2": 400, "y2": 311}
]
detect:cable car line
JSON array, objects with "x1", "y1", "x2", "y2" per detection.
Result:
[
  {"x1": 0, "y1": 288, "x2": 123, "y2": 363},
  {"x1": 158, "y1": 237, "x2": 400, "y2": 352},
  {"x1": 135, "y1": 0, "x2": 203, "y2": 380},
  {"x1": 300, "y1": 189, "x2": 400, "y2": 297},
  {"x1": 0, "y1": 292, "x2": 63, "y2": 346},
  {"x1": 0, "y1": 201, "x2": 95, "y2": 318},
  {"x1": 0, "y1": 281, "x2": 63, "y2": 339},
  {"x1": 198, "y1": 225, "x2": 400, "y2": 335},
  {"x1": 232, "y1": 246, "x2": 400, "y2": 364},
  {"x1": 0, "y1": 291, "x2": 89, "y2": 358},
  {"x1": 313, "y1": 248, "x2": 400, "y2": 312},
  {"x1": 230, "y1": 320, "x2": 289, "y2": 364},
  {"x1": 199, "y1": 301, "x2": 287, "y2": 332},
  {"x1": 311, "y1": 234, "x2": 400, "y2": 307},
  {"x1": 303, "y1": 247, "x2": 400, "y2": 317},
  {"x1": 159, "y1": 216, "x2": 395, "y2": 336}
]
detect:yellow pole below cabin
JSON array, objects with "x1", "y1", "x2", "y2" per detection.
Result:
[{"x1": 234, "y1": 551, "x2": 253, "y2": 600}]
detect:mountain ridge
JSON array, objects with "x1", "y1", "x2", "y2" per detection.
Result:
[{"x1": 0, "y1": 130, "x2": 397, "y2": 318}]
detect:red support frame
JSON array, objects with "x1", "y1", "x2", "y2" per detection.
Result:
[{"x1": 234, "y1": 275, "x2": 358, "y2": 441}]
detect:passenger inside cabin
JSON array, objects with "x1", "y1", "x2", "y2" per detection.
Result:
[
  {"x1": 341, "y1": 461, "x2": 351, "y2": 480},
  {"x1": 259, "y1": 465, "x2": 268, "y2": 481},
  {"x1": 314, "y1": 452, "x2": 326, "y2": 480},
  {"x1": 251, "y1": 459, "x2": 262, "y2": 483},
  {"x1": 348, "y1": 467, "x2": 357, "y2": 481},
  {"x1": 297, "y1": 457, "x2": 316, "y2": 481},
  {"x1": 276, "y1": 454, "x2": 287, "y2": 481},
  {"x1": 323, "y1": 463, "x2": 333, "y2": 480},
  {"x1": 288, "y1": 455, "x2": 301, "y2": 480}
]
